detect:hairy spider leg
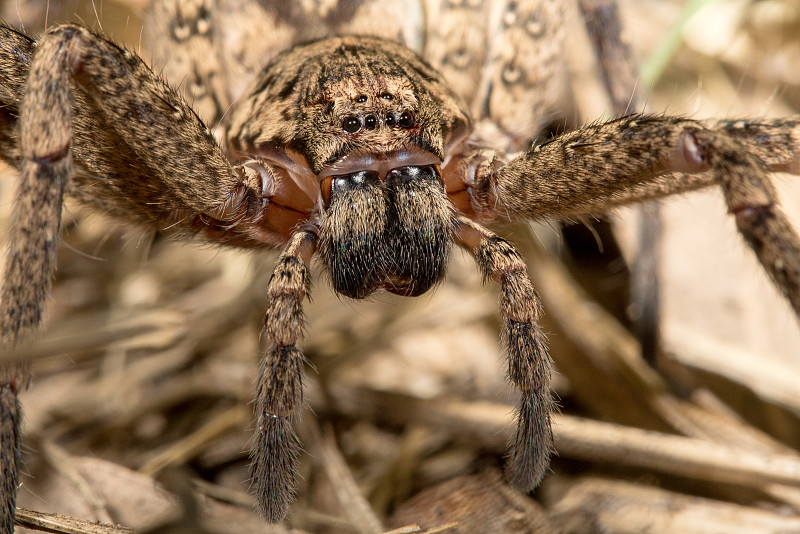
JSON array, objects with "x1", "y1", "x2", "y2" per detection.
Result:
[
  {"x1": 0, "y1": 22, "x2": 259, "y2": 530},
  {"x1": 252, "y1": 229, "x2": 315, "y2": 522},
  {"x1": 455, "y1": 216, "x2": 554, "y2": 491},
  {"x1": 465, "y1": 115, "x2": 800, "y2": 315},
  {"x1": 0, "y1": 26, "x2": 76, "y2": 533}
]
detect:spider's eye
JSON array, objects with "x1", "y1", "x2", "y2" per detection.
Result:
[
  {"x1": 355, "y1": 94, "x2": 368, "y2": 103},
  {"x1": 364, "y1": 114, "x2": 378, "y2": 130},
  {"x1": 379, "y1": 91, "x2": 393, "y2": 100},
  {"x1": 384, "y1": 113, "x2": 396, "y2": 127},
  {"x1": 342, "y1": 115, "x2": 362, "y2": 133},
  {"x1": 171, "y1": 20, "x2": 191, "y2": 42},
  {"x1": 398, "y1": 111, "x2": 414, "y2": 128}
]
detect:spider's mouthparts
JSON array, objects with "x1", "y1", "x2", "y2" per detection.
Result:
[
  {"x1": 319, "y1": 164, "x2": 452, "y2": 300},
  {"x1": 317, "y1": 147, "x2": 440, "y2": 182},
  {"x1": 319, "y1": 149, "x2": 444, "y2": 209}
]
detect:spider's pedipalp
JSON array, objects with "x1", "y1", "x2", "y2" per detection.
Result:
[
  {"x1": 455, "y1": 216, "x2": 554, "y2": 491},
  {"x1": 253, "y1": 228, "x2": 316, "y2": 522}
]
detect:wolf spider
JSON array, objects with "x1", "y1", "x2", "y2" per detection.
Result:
[{"x1": 1, "y1": 0, "x2": 800, "y2": 529}]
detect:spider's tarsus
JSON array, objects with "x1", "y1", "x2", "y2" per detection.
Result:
[
  {"x1": 505, "y1": 322, "x2": 554, "y2": 492},
  {"x1": 250, "y1": 409, "x2": 301, "y2": 522},
  {"x1": 251, "y1": 345, "x2": 306, "y2": 523},
  {"x1": 507, "y1": 392, "x2": 553, "y2": 491},
  {"x1": 0, "y1": 386, "x2": 22, "y2": 533}
]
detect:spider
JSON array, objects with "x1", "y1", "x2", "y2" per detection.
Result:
[{"x1": 1, "y1": 0, "x2": 799, "y2": 529}]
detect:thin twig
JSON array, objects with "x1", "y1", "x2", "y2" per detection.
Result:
[
  {"x1": 15, "y1": 508, "x2": 133, "y2": 534},
  {"x1": 304, "y1": 419, "x2": 384, "y2": 534}
]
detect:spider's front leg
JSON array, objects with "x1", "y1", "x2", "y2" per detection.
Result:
[
  {"x1": 467, "y1": 115, "x2": 800, "y2": 316},
  {"x1": 252, "y1": 228, "x2": 316, "y2": 522},
  {"x1": 455, "y1": 216, "x2": 553, "y2": 491},
  {"x1": 0, "y1": 25, "x2": 75, "y2": 533},
  {"x1": 0, "y1": 22, "x2": 261, "y2": 530}
]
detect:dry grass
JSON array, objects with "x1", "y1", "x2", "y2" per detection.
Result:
[{"x1": 2, "y1": 0, "x2": 800, "y2": 532}]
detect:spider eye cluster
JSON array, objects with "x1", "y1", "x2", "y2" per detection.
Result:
[{"x1": 340, "y1": 110, "x2": 415, "y2": 134}]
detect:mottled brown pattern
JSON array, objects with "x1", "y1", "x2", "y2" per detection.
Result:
[
  {"x1": 1, "y1": 0, "x2": 800, "y2": 529},
  {"x1": 226, "y1": 35, "x2": 470, "y2": 174}
]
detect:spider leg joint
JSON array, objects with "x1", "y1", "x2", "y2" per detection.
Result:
[{"x1": 671, "y1": 128, "x2": 711, "y2": 174}]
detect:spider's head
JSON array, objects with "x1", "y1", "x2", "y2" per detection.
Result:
[
  {"x1": 227, "y1": 36, "x2": 471, "y2": 298},
  {"x1": 305, "y1": 46, "x2": 467, "y2": 299},
  {"x1": 305, "y1": 78, "x2": 453, "y2": 298}
]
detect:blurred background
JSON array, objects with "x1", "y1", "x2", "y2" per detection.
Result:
[{"x1": 1, "y1": 1, "x2": 800, "y2": 532}]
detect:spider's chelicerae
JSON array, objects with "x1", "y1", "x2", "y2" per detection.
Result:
[{"x1": 1, "y1": 0, "x2": 800, "y2": 529}]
